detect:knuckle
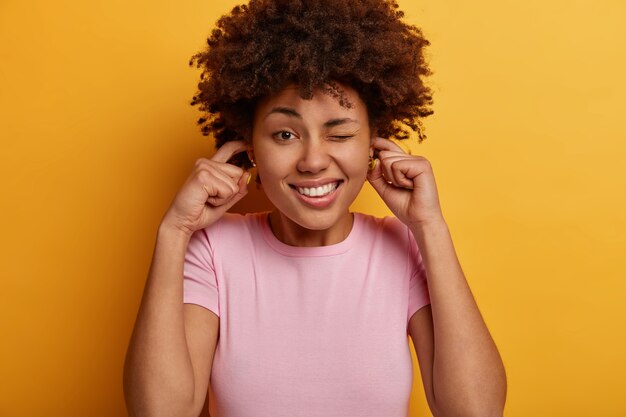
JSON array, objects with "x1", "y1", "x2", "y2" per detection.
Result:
[
  {"x1": 194, "y1": 157, "x2": 210, "y2": 167},
  {"x1": 233, "y1": 166, "x2": 245, "y2": 177},
  {"x1": 197, "y1": 170, "x2": 213, "y2": 184}
]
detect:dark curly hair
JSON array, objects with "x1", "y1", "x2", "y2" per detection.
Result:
[{"x1": 189, "y1": 0, "x2": 434, "y2": 168}]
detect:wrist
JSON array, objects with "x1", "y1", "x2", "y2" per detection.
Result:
[
  {"x1": 158, "y1": 218, "x2": 194, "y2": 242},
  {"x1": 409, "y1": 218, "x2": 450, "y2": 247},
  {"x1": 408, "y1": 215, "x2": 448, "y2": 234}
]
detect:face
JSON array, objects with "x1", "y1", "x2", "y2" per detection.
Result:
[{"x1": 251, "y1": 83, "x2": 373, "y2": 233}]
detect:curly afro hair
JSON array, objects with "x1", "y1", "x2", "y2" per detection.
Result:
[{"x1": 189, "y1": 0, "x2": 434, "y2": 168}]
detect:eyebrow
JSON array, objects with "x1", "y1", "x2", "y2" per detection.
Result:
[{"x1": 264, "y1": 106, "x2": 359, "y2": 128}]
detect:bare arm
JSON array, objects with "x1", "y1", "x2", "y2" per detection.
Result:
[
  {"x1": 123, "y1": 142, "x2": 248, "y2": 417},
  {"x1": 123, "y1": 224, "x2": 219, "y2": 417},
  {"x1": 409, "y1": 220, "x2": 507, "y2": 417},
  {"x1": 366, "y1": 137, "x2": 506, "y2": 415}
]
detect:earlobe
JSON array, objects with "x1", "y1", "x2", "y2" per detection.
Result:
[{"x1": 247, "y1": 149, "x2": 256, "y2": 167}]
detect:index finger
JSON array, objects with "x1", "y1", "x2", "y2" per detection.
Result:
[
  {"x1": 371, "y1": 137, "x2": 406, "y2": 155},
  {"x1": 211, "y1": 140, "x2": 248, "y2": 163}
]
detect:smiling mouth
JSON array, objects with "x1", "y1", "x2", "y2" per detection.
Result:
[{"x1": 289, "y1": 181, "x2": 343, "y2": 197}]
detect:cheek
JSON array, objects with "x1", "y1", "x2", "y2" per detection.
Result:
[
  {"x1": 255, "y1": 150, "x2": 292, "y2": 184},
  {"x1": 340, "y1": 145, "x2": 370, "y2": 174}
]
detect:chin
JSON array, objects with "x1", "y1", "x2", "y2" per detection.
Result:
[
  {"x1": 287, "y1": 210, "x2": 344, "y2": 231},
  {"x1": 277, "y1": 208, "x2": 348, "y2": 231}
]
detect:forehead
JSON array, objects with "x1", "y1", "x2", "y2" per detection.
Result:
[{"x1": 254, "y1": 84, "x2": 367, "y2": 123}]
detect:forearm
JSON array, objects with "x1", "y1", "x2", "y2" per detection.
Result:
[
  {"x1": 411, "y1": 220, "x2": 507, "y2": 417},
  {"x1": 123, "y1": 224, "x2": 196, "y2": 417}
]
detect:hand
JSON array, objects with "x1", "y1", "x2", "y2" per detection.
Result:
[
  {"x1": 161, "y1": 140, "x2": 250, "y2": 236},
  {"x1": 367, "y1": 137, "x2": 445, "y2": 228}
]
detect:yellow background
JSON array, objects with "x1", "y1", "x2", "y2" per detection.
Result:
[{"x1": 1, "y1": 0, "x2": 625, "y2": 416}]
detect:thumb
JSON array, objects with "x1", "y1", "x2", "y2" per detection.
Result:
[{"x1": 366, "y1": 159, "x2": 388, "y2": 197}]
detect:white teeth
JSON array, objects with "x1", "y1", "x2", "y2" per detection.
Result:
[{"x1": 296, "y1": 182, "x2": 338, "y2": 197}]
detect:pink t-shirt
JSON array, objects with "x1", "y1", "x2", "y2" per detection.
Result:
[{"x1": 183, "y1": 212, "x2": 430, "y2": 417}]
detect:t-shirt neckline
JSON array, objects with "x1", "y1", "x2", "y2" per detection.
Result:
[{"x1": 259, "y1": 211, "x2": 362, "y2": 257}]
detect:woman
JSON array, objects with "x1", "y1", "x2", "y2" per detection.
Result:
[{"x1": 123, "y1": 1, "x2": 507, "y2": 416}]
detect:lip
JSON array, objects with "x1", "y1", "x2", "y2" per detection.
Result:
[
  {"x1": 289, "y1": 178, "x2": 343, "y2": 188},
  {"x1": 289, "y1": 181, "x2": 343, "y2": 208}
]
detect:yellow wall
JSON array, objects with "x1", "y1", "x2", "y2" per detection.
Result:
[{"x1": 1, "y1": 0, "x2": 624, "y2": 416}]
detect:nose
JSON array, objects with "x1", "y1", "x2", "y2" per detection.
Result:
[{"x1": 296, "y1": 138, "x2": 331, "y2": 174}]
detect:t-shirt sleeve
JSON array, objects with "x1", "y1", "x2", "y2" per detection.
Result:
[
  {"x1": 183, "y1": 227, "x2": 220, "y2": 317},
  {"x1": 407, "y1": 228, "x2": 431, "y2": 320}
]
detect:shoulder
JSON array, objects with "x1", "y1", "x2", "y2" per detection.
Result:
[
  {"x1": 189, "y1": 211, "x2": 268, "y2": 247},
  {"x1": 354, "y1": 212, "x2": 412, "y2": 248},
  {"x1": 356, "y1": 212, "x2": 410, "y2": 236},
  {"x1": 206, "y1": 211, "x2": 267, "y2": 234},
  {"x1": 217, "y1": 211, "x2": 265, "y2": 229}
]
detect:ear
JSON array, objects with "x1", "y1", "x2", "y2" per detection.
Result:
[
  {"x1": 246, "y1": 146, "x2": 256, "y2": 167},
  {"x1": 243, "y1": 132, "x2": 253, "y2": 155}
]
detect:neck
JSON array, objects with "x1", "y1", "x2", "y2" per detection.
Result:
[{"x1": 268, "y1": 210, "x2": 354, "y2": 247}]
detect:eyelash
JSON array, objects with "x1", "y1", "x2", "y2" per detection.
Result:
[
  {"x1": 272, "y1": 131, "x2": 296, "y2": 141},
  {"x1": 271, "y1": 131, "x2": 354, "y2": 141}
]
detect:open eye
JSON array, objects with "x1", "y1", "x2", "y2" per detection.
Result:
[{"x1": 272, "y1": 130, "x2": 296, "y2": 141}]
